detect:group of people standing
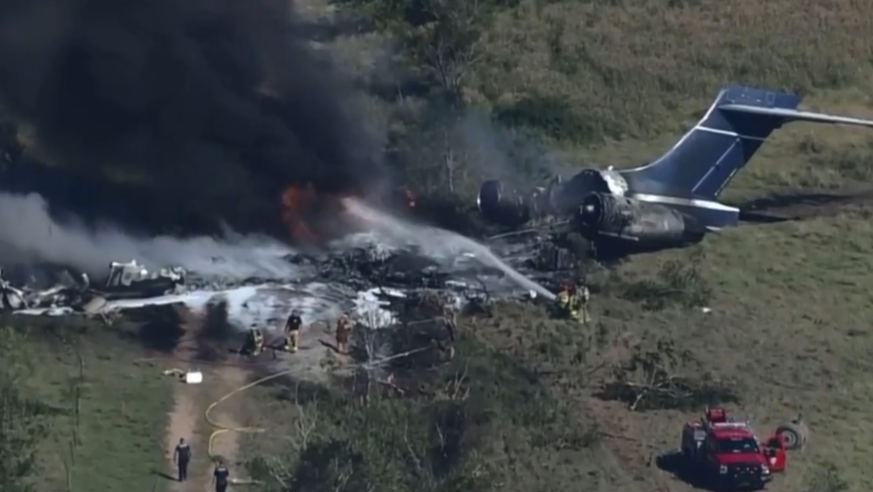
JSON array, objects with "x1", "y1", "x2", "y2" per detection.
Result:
[{"x1": 240, "y1": 309, "x2": 352, "y2": 357}]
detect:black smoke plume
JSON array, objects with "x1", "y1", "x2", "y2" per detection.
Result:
[{"x1": 0, "y1": 0, "x2": 382, "y2": 238}]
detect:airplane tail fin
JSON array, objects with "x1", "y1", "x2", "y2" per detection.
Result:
[{"x1": 622, "y1": 85, "x2": 873, "y2": 199}]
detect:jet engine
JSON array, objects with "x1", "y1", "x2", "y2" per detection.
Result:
[
  {"x1": 477, "y1": 180, "x2": 532, "y2": 227},
  {"x1": 575, "y1": 192, "x2": 689, "y2": 243}
]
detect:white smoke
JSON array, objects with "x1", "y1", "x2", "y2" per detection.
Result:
[
  {"x1": 341, "y1": 198, "x2": 556, "y2": 300},
  {"x1": 0, "y1": 192, "x2": 298, "y2": 279}
]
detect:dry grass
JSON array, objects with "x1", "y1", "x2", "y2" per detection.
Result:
[
  {"x1": 201, "y1": 1, "x2": 873, "y2": 491},
  {"x1": 465, "y1": 209, "x2": 873, "y2": 491},
  {"x1": 475, "y1": 0, "x2": 873, "y2": 142}
]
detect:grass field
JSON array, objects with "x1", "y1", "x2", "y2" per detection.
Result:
[
  {"x1": 1, "y1": 317, "x2": 174, "y2": 492},
  {"x1": 6, "y1": 0, "x2": 873, "y2": 491},
  {"x1": 303, "y1": 0, "x2": 873, "y2": 490}
]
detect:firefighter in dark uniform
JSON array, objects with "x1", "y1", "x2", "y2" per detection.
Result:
[
  {"x1": 336, "y1": 313, "x2": 351, "y2": 354},
  {"x1": 173, "y1": 438, "x2": 191, "y2": 482},
  {"x1": 284, "y1": 309, "x2": 303, "y2": 353},
  {"x1": 212, "y1": 459, "x2": 230, "y2": 492},
  {"x1": 242, "y1": 326, "x2": 265, "y2": 356}
]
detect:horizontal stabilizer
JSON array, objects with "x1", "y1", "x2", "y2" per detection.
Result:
[{"x1": 720, "y1": 104, "x2": 873, "y2": 128}]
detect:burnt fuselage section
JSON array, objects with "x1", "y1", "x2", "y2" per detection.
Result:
[
  {"x1": 477, "y1": 169, "x2": 706, "y2": 259},
  {"x1": 574, "y1": 193, "x2": 705, "y2": 258}
]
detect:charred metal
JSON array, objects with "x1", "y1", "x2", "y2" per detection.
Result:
[
  {"x1": 575, "y1": 193, "x2": 691, "y2": 243},
  {"x1": 0, "y1": 260, "x2": 187, "y2": 312}
]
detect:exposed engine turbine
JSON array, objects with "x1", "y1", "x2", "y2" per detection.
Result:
[
  {"x1": 477, "y1": 169, "x2": 621, "y2": 227},
  {"x1": 575, "y1": 193, "x2": 690, "y2": 243},
  {"x1": 477, "y1": 180, "x2": 532, "y2": 227}
]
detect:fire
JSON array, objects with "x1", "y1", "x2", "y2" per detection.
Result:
[
  {"x1": 280, "y1": 183, "x2": 320, "y2": 242},
  {"x1": 279, "y1": 183, "x2": 417, "y2": 243},
  {"x1": 403, "y1": 186, "x2": 416, "y2": 208}
]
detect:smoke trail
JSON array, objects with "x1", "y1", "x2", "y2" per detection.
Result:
[
  {"x1": 0, "y1": 0, "x2": 383, "y2": 237},
  {"x1": 0, "y1": 192, "x2": 298, "y2": 279}
]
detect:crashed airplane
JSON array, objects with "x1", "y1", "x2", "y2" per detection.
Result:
[{"x1": 476, "y1": 85, "x2": 873, "y2": 260}]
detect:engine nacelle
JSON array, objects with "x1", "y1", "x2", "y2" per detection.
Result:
[
  {"x1": 552, "y1": 168, "x2": 629, "y2": 214},
  {"x1": 477, "y1": 180, "x2": 531, "y2": 227},
  {"x1": 477, "y1": 169, "x2": 630, "y2": 226},
  {"x1": 575, "y1": 192, "x2": 688, "y2": 243}
]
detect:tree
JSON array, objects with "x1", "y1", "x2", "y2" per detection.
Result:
[
  {"x1": 333, "y1": 0, "x2": 490, "y2": 102},
  {"x1": 0, "y1": 327, "x2": 53, "y2": 492},
  {"x1": 401, "y1": 0, "x2": 489, "y2": 102}
]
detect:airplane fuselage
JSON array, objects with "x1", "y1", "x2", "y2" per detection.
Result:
[{"x1": 476, "y1": 85, "x2": 873, "y2": 259}]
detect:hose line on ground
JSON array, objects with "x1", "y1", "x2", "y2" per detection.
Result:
[
  {"x1": 205, "y1": 368, "x2": 295, "y2": 485},
  {"x1": 202, "y1": 345, "x2": 430, "y2": 484}
]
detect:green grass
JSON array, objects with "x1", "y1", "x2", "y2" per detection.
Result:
[
  {"x1": 473, "y1": 0, "x2": 873, "y2": 143},
  {"x1": 236, "y1": 336, "x2": 621, "y2": 492},
  {"x1": 4, "y1": 0, "x2": 873, "y2": 490},
  {"x1": 3, "y1": 319, "x2": 174, "y2": 492},
  {"x1": 240, "y1": 0, "x2": 873, "y2": 490},
  {"x1": 613, "y1": 212, "x2": 873, "y2": 491}
]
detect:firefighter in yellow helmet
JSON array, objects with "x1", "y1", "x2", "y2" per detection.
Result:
[
  {"x1": 554, "y1": 282, "x2": 572, "y2": 318},
  {"x1": 570, "y1": 280, "x2": 591, "y2": 324}
]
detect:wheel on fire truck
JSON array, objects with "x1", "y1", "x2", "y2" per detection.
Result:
[{"x1": 775, "y1": 419, "x2": 809, "y2": 451}]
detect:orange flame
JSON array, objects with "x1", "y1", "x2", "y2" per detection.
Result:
[
  {"x1": 279, "y1": 183, "x2": 416, "y2": 243},
  {"x1": 280, "y1": 183, "x2": 322, "y2": 243}
]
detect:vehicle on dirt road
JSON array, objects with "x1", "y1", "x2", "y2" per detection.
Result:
[{"x1": 678, "y1": 407, "x2": 808, "y2": 491}]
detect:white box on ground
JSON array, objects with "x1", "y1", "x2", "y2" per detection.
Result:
[{"x1": 184, "y1": 371, "x2": 203, "y2": 384}]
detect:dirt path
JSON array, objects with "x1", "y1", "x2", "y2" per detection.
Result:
[
  {"x1": 165, "y1": 380, "x2": 202, "y2": 490},
  {"x1": 738, "y1": 187, "x2": 873, "y2": 223},
  {"x1": 203, "y1": 364, "x2": 249, "y2": 491},
  {"x1": 162, "y1": 307, "x2": 212, "y2": 492},
  {"x1": 158, "y1": 305, "x2": 334, "y2": 492}
]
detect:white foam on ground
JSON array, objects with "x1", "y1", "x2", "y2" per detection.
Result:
[
  {"x1": 11, "y1": 200, "x2": 554, "y2": 328},
  {"x1": 353, "y1": 287, "x2": 405, "y2": 329},
  {"x1": 13, "y1": 283, "x2": 404, "y2": 334}
]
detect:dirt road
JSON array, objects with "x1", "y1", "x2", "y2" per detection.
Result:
[
  {"x1": 163, "y1": 309, "x2": 211, "y2": 492},
  {"x1": 159, "y1": 306, "x2": 338, "y2": 492},
  {"x1": 203, "y1": 364, "x2": 249, "y2": 492}
]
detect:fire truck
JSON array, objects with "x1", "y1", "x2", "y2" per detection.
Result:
[{"x1": 679, "y1": 407, "x2": 807, "y2": 490}]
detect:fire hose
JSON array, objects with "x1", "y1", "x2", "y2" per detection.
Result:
[{"x1": 203, "y1": 345, "x2": 432, "y2": 485}]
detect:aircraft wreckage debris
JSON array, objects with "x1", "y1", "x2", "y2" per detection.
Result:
[{"x1": 0, "y1": 236, "x2": 579, "y2": 320}]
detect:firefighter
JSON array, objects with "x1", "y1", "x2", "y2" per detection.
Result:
[
  {"x1": 570, "y1": 280, "x2": 591, "y2": 324},
  {"x1": 284, "y1": 309, "x2": 303, "y2": 353},
  {"x1": 172, "y1": 438, "x2": 191, "y2": 482},
  {"x1": 212, "y1": 459, "x2": 230, "y2": 492},
  {"x1": 335, "y1": 313, "x2": 351, "y2": 354},
  {"x1": 242, "y1": 326, "x2": 265, "y2": 356},
  {"x1": 435, "y1": 338, "x2": 455, "y2": 361},
  {"x1": 554, "y1": 282, "x2": 572, "y2": 318},
  {"x1": 442, "y1": 305, "x2": 456, "y2": 342}
]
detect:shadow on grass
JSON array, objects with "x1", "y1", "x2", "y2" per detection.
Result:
[
  {"x1": 123, "y1": 305, "x2": 185, "y2": 353},
  {"x1": 151, "y1": 469, "x2": 177, "y2": 482},
  {"x1": 197, "y1": 300, "x2": 237, "y2": 361},
  {"x1": 655, "y1": 450, "x2": 722, "y2": 492}
]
